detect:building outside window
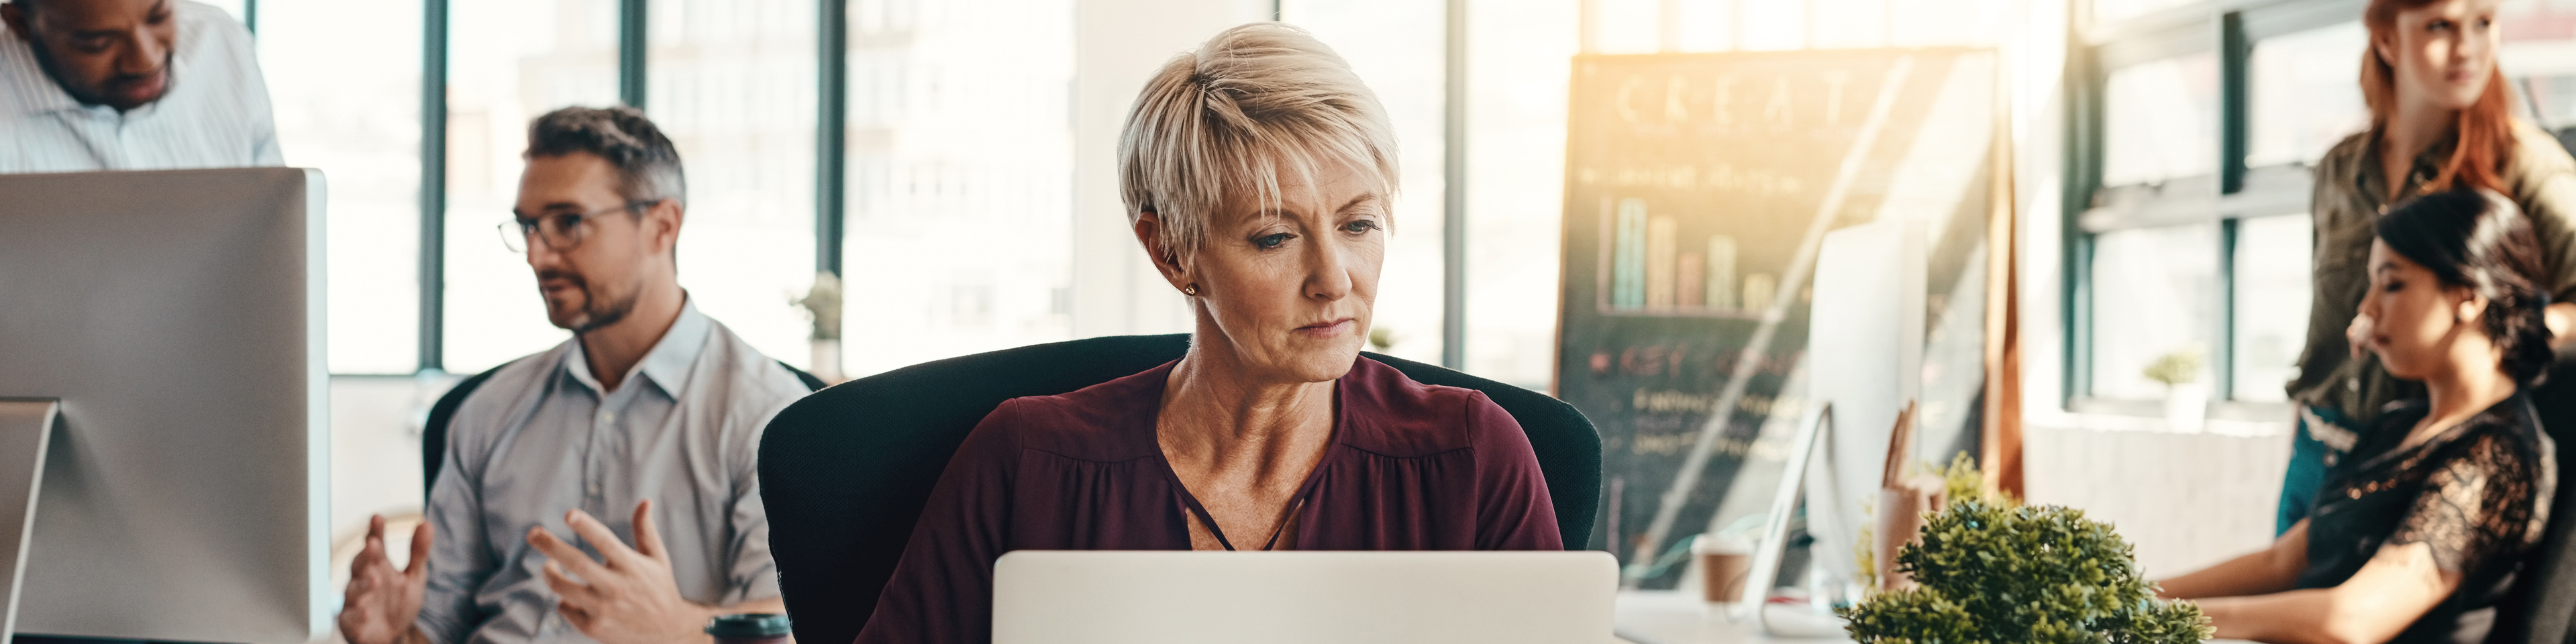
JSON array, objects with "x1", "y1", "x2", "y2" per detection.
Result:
[
  {"x1": 838, "y1": 0, "x2": 1078, "y2": 378},
  {"x1": 442, "y1": 0, "x2": 621, "y2": 372},
  {"x1": 649, "y1": 0, "x2": 823, "y2": 370},
  {"x1": 257, "y1": 0, "x2": 425, "y2": 374}
]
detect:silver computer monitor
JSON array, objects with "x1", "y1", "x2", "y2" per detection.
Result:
[{"x1": 0, "y1": 168, "x2": 329, "y2": 643}]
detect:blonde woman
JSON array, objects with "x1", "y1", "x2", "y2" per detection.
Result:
[{"x1": 852, "y1": 23, "x2": 1561, "y2": 643}]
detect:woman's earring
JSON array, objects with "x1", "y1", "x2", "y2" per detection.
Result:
[{"x1": 1183, "y1": 283, "x2": 1200, "y2": 297}]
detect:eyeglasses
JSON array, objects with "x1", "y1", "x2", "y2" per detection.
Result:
[{"x1": 498, "y1": 200, "x2": 660, "y2": 253}]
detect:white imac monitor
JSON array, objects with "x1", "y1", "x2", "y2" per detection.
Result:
[
  {"x1": 1801, "y1": 218, "x2": 1924, "y2": 594},
  {"x1": 0, "y1": 168, "x2": 329, "y2": 644}
]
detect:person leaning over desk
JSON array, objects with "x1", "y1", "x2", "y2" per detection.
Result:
[
  {"x1": 2161, "y1": 189, "x2": 2558, "y2": 644},
  {"x1": 2276, "y1": 0, "x2": 2576, "y2": 535},
  {"x1": 852, "y1": 22, "x2": 1562, "y2": 644},
  {"x1": 0, "y1": 0, "x2": 278, "y2": 172},
  {"x1": 335, "y1": 107, "x2": 811, "y2": 644}
]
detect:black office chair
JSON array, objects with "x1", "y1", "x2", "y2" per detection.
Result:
[
  {"x1": 755, "y1": 334, "x2": 1602, "y2": 644},
  {"x1": 420, "y1": 360, "x2": 827, "y2": 496},
  {"x1": 2487, "y1": 359, "x2": 2576, "y2": 644}
]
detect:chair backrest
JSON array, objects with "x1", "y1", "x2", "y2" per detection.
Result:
[
  {"x1": 756, "y1": 334, "x2": 1602, "y2": 644},
  {"x1": 420, "y1": 360, "x2": 825, "y2": 498},
  {"x1": 2489, "y1": 362, "x2": 2576, "y2": 644}
]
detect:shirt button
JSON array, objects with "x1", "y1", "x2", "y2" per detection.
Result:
[
  {"x1": 588, "y1": 484, "x2": 601, "y2": 496},
  {"x1": 599, "y1": 412, "x2": 615, "y2": 423}
]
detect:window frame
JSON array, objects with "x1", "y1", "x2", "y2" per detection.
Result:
[
  {"x1": 340, "y1": 0, "x2": 847, "y2": 376},
  {"x1": 2069, "y1": 0, "x2": 2361, "y2": 419}
]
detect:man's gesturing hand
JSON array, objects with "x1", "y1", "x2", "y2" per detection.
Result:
[
  {"x1": 528, "y1": 500, "x2": 711, "y2": 644},
  {"x1": 340, "y1": 515, "x2": 432, "y2": 644}
]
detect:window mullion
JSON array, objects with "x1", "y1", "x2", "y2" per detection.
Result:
[
  {"x1": 419, "y1": 0, "x2": 448, "y2": 374},
  {"x1": 620, "y1": 0, "x2": 648, "y2": 109},
  {"x1": 2216, "y1": 11, "x2": 2250, "y2": 401},
  {"x1": 819, "y1": 0, "x2": 847, "y2": 277}
]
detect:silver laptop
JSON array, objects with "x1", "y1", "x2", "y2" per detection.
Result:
[{"x1": 992, "y1": 551, "x2": 1618, "y2": 644}]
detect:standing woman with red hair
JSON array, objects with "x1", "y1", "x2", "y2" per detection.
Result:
[{"x1": 2273, "y1": 0, "x2": 2576, "y2": 549}]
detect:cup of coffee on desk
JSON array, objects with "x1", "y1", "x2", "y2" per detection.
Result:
[{"x1": 1692, "y1": 536, "x2": 1755, "y2": 606}]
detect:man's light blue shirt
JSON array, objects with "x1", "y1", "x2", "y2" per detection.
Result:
[
  {"x1": 0, "y1": 0, "x2": 280, "y2": 172},
  {"x1": 420, "y1": 299, "x2": 807, "y2": 644}
]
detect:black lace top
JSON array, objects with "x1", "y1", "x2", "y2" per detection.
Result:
[{"x1": 2298, "y1": 393, "x2": 2557, "y2": 644}]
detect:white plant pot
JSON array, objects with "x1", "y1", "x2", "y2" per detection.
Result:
[{"x1": 2163, "y1": 382, "x2": 2208, "y2": 433}]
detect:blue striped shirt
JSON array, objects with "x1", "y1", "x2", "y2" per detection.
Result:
[{"x1": 0, "y1": 1, "x2": 280, "y2": 173}]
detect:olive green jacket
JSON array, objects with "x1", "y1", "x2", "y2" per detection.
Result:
[{"x1": 2291, "y1": 121, "x2": 2576, "y2": 425}]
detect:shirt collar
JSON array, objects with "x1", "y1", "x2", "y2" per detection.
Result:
[
  {"x1": 560, "y1": 295, "x2": 713, "y2": 398},
  {"x1": 2356, "y1": 127, "x2": 2461, "y2": 209}
]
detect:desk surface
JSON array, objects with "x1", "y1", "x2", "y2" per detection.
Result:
[
  {"x1": 1614, "y1": 591, "x2": 1849, "y2": 644},
  {"x1": 1613, "y1": 590, "x2": 2257, "y2": 644}
]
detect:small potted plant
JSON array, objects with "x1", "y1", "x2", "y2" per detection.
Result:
[
  {"x1": 2143, "y1": 345, "x2": 2206, "y2": 432},
  {"x1": 1840, "y1": 501, "x2": 2211, "y2": 643}
]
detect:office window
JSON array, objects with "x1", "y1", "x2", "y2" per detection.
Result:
[
  {"x1": 2101, "y1": 53, "x2": 2220, "y2": 186},
  {"x1": 1286, "y1": 0, "x2": 1451, "y2": 366},
  {"x1": 2506, "y1": 0, "x2": 2576, "y2": 130},
  {"x1": 260, "y1": 0, "x2": 423, "y2": 374},
  {"x1": 2529, "y1": 76, "x2": 2576, "y2": 126},
  {"x1": 200, "y1": 0, "x2": 248, "y2": 24},
  {"x1": 2092, "y1": 0, "x2": 2197, "y2": 25},
  {"x1": 1587, "y1": 0, "x2": 1665, "y2": 54},
  {"x1": 441, "y1": 0, "x2": 623, "y2": 372},
  {"x1": 2249, "y1": 23, "x2": 2368, "y2": 168},
  {"x1": 839, "y1": 0, "x2": 1076, "y2": 378},
  {"x1": 1459, "y1": 0, "x2": 1578, "y2": 390},
  {"x1": 2075, "y1": 6, "x2": 2390, "y2": 412},
  {"x1": 2090, "y1": 223, "x2": 2220, "y2": 400},
  {"x1": 647, "y1": 0, "x2": 821, "y2": 368},
  {"x1": 2231, "y1": 214, "x2": 2311, "y2": 401},
  {"x1": 2083, "y1": 51, "x2": 2222, "y2": 403}
]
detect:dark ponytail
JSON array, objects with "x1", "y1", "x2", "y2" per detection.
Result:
[{"x1": 2376, "y1": 189, "x2": 2557, "y2": 386}]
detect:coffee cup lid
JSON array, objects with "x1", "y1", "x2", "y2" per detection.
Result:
[
  {"x1": 706, "y1": 613, "x2": 792, "y2": 638},
  {"x1": 1691, "y1": 535, "x2": 1754, "y2": 555}
]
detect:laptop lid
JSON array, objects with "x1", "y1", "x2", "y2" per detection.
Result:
[{"x1": 992, "y1": 551, "x2": 1617, "y2": 644}]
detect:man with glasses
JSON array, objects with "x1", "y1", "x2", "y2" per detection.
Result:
[
  {"x1": 335, "y1": 106, "x2": 807, "y2": 644},
  {"x1": 1, "y1": 0, "x2": 279, "y2": 172}
]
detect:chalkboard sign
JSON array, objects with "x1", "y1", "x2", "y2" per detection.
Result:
[{"x1": 1555, "y1": 48, "x2": 2007, "y2": 589}]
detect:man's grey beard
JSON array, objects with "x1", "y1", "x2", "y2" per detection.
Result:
[{"x1": 562, "y1": 281, "x2": 641, "y2": 335}]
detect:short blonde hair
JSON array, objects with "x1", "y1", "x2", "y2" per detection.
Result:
[{"x1": 1117, "y1": 22, "x2": 1400, "y2": 260}]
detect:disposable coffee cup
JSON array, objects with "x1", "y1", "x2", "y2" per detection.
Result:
[
  {"x1": 707, "y1": 613, "x2": 792, "y2": 644},
  {"x1": 1692, "y1": 537, "x2": 1755, "y2": 605}
]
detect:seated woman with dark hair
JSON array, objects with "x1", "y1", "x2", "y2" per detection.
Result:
[
  {"x1": 2158, "y1": 189, "x2": 2559, "y2": 644},
  {"x1": 851, "y1": 22, "x2": 1561, "y2": 644}
]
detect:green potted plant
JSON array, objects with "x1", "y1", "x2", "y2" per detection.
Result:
[
  {"x1": 2143, "y1": 345, "x2": 2206, "y2": 432},
  {"x1": 1839, "y1": 501, "x2": 2211, "y2": 643}
]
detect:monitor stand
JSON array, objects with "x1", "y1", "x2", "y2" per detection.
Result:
[{"x1": 0, "y1": 400, "x2": 56, "y2": 644}]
